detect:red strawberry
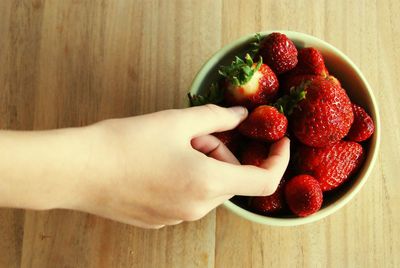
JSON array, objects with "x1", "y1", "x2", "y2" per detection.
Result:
[
  {"x1": 280, "y1": 74, "x2": 318, "y2": 94},
  {"x1": 249, "y1": 178, "x2": 286, "y2": 214},
  {"x1": 346, "y1": 104, "x2": 375, "y2": 142},
  {"x1": 294, "y1": 47, "x2": 329, "y2": 77},
  {"x1": 242, "y1": 141, "x2": 286, "y2": 214},
  {"x1": 212, "y1": 130, "x2": 242, "y2": 155},
  {"x1": 280, "y1": 74, "x2": 341, "y2": 95},
  {"x1": 259, "y1": 32, "x2": 298, "y2": 74},
  {"x1": 240, "y1": 140, "x2": 270, "y2": 166},
  {"x1": 220, "y1": 54, "x2": 279, "y2": 109},
  {"x1": 284, "y1": 175, "x2": 323, "y2": 217},
  {"x1": 291, "y1": 77, "x2": 354, "y2": 147},
  {"x1": 238, "y1": 105, "x2": 288, "y2": 142},
  {"x1": 296, "y1": 141, "x2": 364, "y2": 191}
]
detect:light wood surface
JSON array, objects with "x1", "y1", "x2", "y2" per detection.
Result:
[{"x1": 0, "y1": 1, "x2": 399, "y2": 267}]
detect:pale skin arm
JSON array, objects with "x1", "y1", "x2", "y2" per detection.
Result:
[{"x1": 0, "y1": 105, "x2": 290, "y2": 228}]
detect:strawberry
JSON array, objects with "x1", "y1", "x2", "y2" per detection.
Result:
[
  {"x1": 296, "y1": 141, "x2": 364, "y2": 191},
  {"x1": 279, "y1": 47, "x2": 330, "y2": 94},
  {"x1": 242, "y1": 141, "x2": 286, "y2": 214},
  {"x1": 280, "y1": 74, "x2": 342, "y2": 95},
  {"x1": 238, "y1": 105, "x2": 288, "y2": 142},
  {"x1": 259, "y1": 32, "x2": 298, "y2": 75},
  {"x1": 212, "y1": 130, "x2": 242, "y2": 155},
  {"x1": 240, "y1": 140, "x2": 270, "y2": 166},
  {"x1": 219, "y1": 54, "x2": 279, "y2": 109},
  {"x1": 284, "y1": 175, "x2": 323, "y2": 217},
  {"x1": 346, "y1": 104, "x2": 375, "y2": 142},
  {"x1": 294, "y1": 47, "x2": 329, "y2": 77},
  {"x1": 249, "y1": 179, "x2": 286, "y2": 214},
  {"x1": 280, "y1": 74, "x2": 318, "y2": 94},
  {"x1": 291, "y1": 77, "x2": 354, "y2": 147}
]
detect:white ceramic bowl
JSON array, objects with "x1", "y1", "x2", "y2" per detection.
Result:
[{"x1": 189, "y1": 31, "x2": 380, "y2": 226}]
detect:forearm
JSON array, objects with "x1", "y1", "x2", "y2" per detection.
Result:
[{"x1": 0, "y1": 127, "x2": 96, "y2": 210}]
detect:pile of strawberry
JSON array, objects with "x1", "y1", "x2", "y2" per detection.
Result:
[{"x1": 189, "y1": 32, "x2": 375, "y2": 217}]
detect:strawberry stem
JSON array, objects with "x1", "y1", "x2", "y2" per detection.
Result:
[
  {"x1": 188, "y1": 83, "x2": 225, "y2": 106},
  {"x1": 249, "y1": 33, "x2": 262, "y2": 58},
  {"x1": 274, "y1": 81, "x2": 309, "y2": 115},
  {"x1": 219, "y1": 53, "x2": 262, "y2": 86}
]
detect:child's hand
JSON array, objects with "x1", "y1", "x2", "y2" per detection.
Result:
[
  {"x1": 0, "y1": 105, "x2": 290, "y2": 229},
  {"x1": 73, "y1": 105, "x2": 290, "y2": 228}
]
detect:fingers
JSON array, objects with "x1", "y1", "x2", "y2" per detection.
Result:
[
  {"x1": 259, "y1": 137, "x2": 291, "y2": 171},
  {"x1": 191, "y1": 135, "x2": 240, "y2": 165},
  {"x1": 180, "y1": 104, "x2": 248, "y2": 137},
  {"x1": 207, "y1": 137, "x2": 290, "y2": 197}
]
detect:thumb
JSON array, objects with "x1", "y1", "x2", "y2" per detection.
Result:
[{"x1": 181, "y1": 104, "x2": 248, "y2": 137}]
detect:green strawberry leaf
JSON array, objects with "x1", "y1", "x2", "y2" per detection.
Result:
[
  {"x1": 188, "y1": 83, "x2": 225, "y2": 107},
  {"x1": 188, "y1": 33, "x2": 263, "y2": 107},
  {"x1": 274, "y1": 80, "x2": 309, "y2": 115},
  {"x1": 219, "y1": 53, "x2": 262, "y2": 86},
  {"x1": 249, "y1": 33, "x2": 262, "y2": 58}
]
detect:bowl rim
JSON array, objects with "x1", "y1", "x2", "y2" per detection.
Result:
[{"x1": 189, "y1": 30, "x2": 381, "y2": 226}]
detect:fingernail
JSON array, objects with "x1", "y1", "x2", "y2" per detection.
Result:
[{"x1": 229, "y1": 106, "x2": 248, "y2": 117}]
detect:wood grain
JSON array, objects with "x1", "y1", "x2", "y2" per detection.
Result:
[{"x1": 0, "y1": 0, "x2": 399, "y2": 267}]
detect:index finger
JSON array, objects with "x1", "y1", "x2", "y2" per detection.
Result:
[{"x1": 208, "y1": 138, "x2": 290, "y2": 197}]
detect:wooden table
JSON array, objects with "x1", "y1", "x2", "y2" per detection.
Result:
[{"x1": 0, "y1": 1, "x2": 399, "y2": 267}]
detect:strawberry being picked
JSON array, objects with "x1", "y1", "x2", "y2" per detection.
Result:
[
  {"x1": 284, "y1": 174, "x2": 323, "y2": 217},
  {"x1": 296, "y1": 141, "x2": 364, "y2": 191},
  {"x1": 249, "y1": 179, "x2": 287, "y2": 214},
  {"x1": 240, "y1": 140, "x2": 270, "y2": 166},
  {"x1": 259, "y1": 32, "x2": 298, "y2": 74},
  {"x1": 291, "y1": 77, "x2": 354, "y2": 147},
  {"x1": 219, "y1": 54, "x2": 279, "y2": 109},
  {"x1": 241, "y1": 141, "x2": 286, "y2": 214},
  {"x1": 212, "y1": 130, "x2": 242, "y2": 155},
  {"x1": 238, "y1": 105, "x2": 288, "y2": 142}
]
